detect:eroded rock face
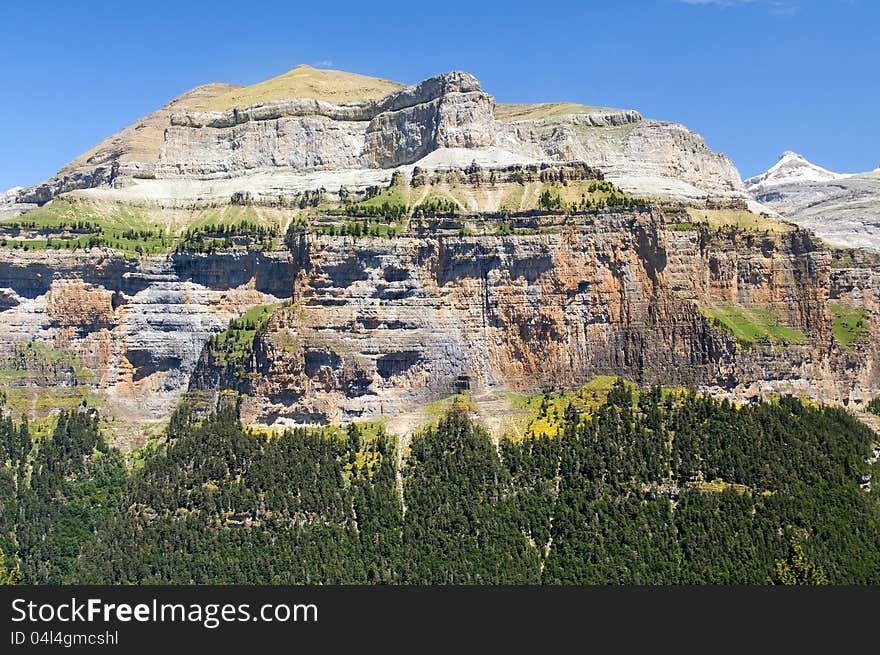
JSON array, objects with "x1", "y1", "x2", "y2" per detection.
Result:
[
  {"x1": 16, "y1": 166, "x2": 118, "y2": 205},
  {"x1": 179, "y1": 212, "x2": 879, "y2": 428},
  {"x1": 159, "y1": 71, "x2": 497, "y2": 176},
  {"x1": 0, "y1": 249, "x2": 292, "y2": 430},
  {"x1": 364, "y1": 90, "x2": 496, "y2": 167},
  {"x1": 497, "y1": 119, "x2": 745, "y2": 199},
  {"x1": 1, "y1": 208, "x2": 877, "y2": 438},
  {"x1": 15, "y1": 69, "x2": 751, "y2": 206}
]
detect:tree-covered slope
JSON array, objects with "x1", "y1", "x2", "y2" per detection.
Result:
[{"x1": 1, "y1": 383, "x2": 878, "y2": 584}]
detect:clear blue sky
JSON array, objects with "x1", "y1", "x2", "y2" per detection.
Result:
[{"x1": 0, "y1": 0, "x2": 876, "y2": 190}]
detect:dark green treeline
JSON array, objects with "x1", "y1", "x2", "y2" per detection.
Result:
[{"x1": 1, "y1": 382, "x2": 878, "y2": 584}]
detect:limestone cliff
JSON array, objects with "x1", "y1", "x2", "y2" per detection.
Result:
[
  {"x1": 10, "y1": 66, "x2": 748, "y2": 207},
  {"x1": 496, "y1": 115, "x2": 744, "y2": 199},
  {"x1": 0, "y1": 248, "x2": 292, "y2": 442},
  {"x1": 158, "y1": 71, "x2": 497, "y2": 176},
  {"x1": 1, "y1": 194, "x2": 877, "y2": 443},
  {"x1": 2, "y1": 66, "x2": 877, "y2": 444},
  {"x1": 182, "y1": 208, "x2": 878, "y2": 429}
]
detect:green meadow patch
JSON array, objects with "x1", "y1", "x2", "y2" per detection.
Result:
[
  {"x1": 700, "y1": 304, "x2": 806, "y2": 347},
  {"x1": 830, "y1": 303, "x2": 869, "y2": 350}
]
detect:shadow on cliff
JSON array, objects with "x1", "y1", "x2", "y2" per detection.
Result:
[{"x1": 171, "y1": 251, "x2": 294, "y2": 297}]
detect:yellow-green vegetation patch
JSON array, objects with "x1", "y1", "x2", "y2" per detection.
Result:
[
  {"x1": 412, "y1": 192, "x2": 461, "y2": 213},
  {"x1": 497, "y1": 183, "x2": 526, "y2": 211},
  {"x1": 0, "y1": 369, "x2": 29, "y2": 383},
  {"x1": 13, "y1": 415, "x2": 60, "y2": 444},
  {"x1": 2, "y1": 200, "x2": 292, "y2": 256},
  {"x1": 185, "y1": 204, "x2": 289, "y2": 232},
  {"x1": 700, "y1": 303, "x2": 806, "y2": 347},
  {"x1": 1, "y1": 200, "x2": 174, "y2": 255},
  {"x1": 0, "y1": 341, "x2": 95, "y2": 386},
  {"x1": 581, "y1": 374, "x2": 629, "y2": 395},
  {"x1": 667, "y1": 221, "x2": 701, "y2": 232},
  {"x1": 690, "y1": 479, "x2": 774, "y2": 497},
  {"x1": 344, "y1": 450, "x2": 382, "y2": 477},
  {"x1": 495, "y1": 102, "x2": 618, "y2": 122},
  {"x1": 467, "y1": 179, "x2": 635, "y2": 213},
  {"x1": 294, "y1": 420, "x2": 389, "y2": 444},
  {"x1": 685, "y1": 208, "x2": 795, "y2": 233},
  {"x1": 0, "y1": 385, "x2": 104, "y2": 419},
  {"x1": 350, "y1": 173, "x2": 411, "y2": 210},
  {"x1": 127, "y1": 424, "x2": 168, "y2": 472},
  {"x1": 194, "y1": 65, "x2": 403, "y2": 111},
  {"x1": 503, "y1": 377, "x2": 641, "y2": 442},
  {"x1": 518, "y1": 179, "x2": 636, "y2": 212},
  {"x1": 7, "y1": 199, "x2": 150, "y2": 230},
  {"x1": 333, "y1": 173, "x2": 638, "y2": 218},
  {"x1": 830, "y1": 303, "x2": 869, "y2": 350},
  {"x1": 423, "y1": 394, "x2": 476, "y2": 422},
  {"x1": 690, "y1": 480, "x2": 750, "y2": 495},
  {"x1": 178, "y1": 213, "x2": 282, "y2": 252}
]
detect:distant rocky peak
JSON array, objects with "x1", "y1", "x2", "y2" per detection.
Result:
[{"x1": 745, "y1": 151, "x2": 846, "y2": 190}]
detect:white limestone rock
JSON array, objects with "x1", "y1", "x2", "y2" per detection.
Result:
[{"x1": 747, "y1": 153, "x2": 880, "y2": 251}]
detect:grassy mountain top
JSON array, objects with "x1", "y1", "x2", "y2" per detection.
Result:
[
  {"x1": 495, "y1": 102, "x2": 620, "y2": 122},
  {"x1": 194, "y1": 65, "x2": 405, "y2": 111}
]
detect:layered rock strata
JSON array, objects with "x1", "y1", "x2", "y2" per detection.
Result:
[
  {"x1": 0, "y1": 249, "x2": 292, "y2": 427},
  {"x1": 9, "y1": 69, "x2": 748, "y2": 206},
  {"x1": 186, "y1": 210, "x2": 879, "y2": 427}
]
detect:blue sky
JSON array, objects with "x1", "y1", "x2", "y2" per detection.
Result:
[{"x1": 0, "y1": 0, "x2": 876, "y2": 189}]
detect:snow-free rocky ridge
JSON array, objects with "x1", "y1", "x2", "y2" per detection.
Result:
[{"x1": 10, "y1": 65, "x2": 746, "y2": 209}]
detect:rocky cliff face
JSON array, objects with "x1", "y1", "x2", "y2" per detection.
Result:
[
  {"x1": 0, "y1": 248, "x2": 292, "y2": 440},
  {"x1": 497, "y1": 117, "x2": 744, "y2": 199},
  {"x1": 11, "y1": 67, "x2": 749, "y2": 207},
  {"x1": 180, "y1": 210, "x2": 879, "y2": 429},
  {"x1": 3, "y1": 66, "x2": 877, "y2": 443},
  {"x1": 155, "y1": 71, "x2": 496, "y2": 176},
  {"x1": 1, "y1": 201, "x2": 877, "y2": 441},
  {"x1": 0, "y1": 187, "x2": 28, "y2": 219}
]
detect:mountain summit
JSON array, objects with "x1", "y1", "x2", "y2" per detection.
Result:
[
  {"x1": 744, "y1": 151, "x2": 847, "y2": 192},
  {"x1": 193, "y1": 64, "x2": 406, "y2": 111},
  {"x1": 6, "y1": 66, "x2": 744, "y2": 208},
  {"x1": 0, "y1": 64, "x2": 877, "y2": 450},
  {"x1": 746, "y1": 151, "x2": 880, "y2": 251}
]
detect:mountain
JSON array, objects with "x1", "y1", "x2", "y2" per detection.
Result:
[
  {"x1": 191, "y1": 64, "x2": 405, "y2": 110},
  {"x1": 1, "y1": 187, "x2": 21, "y2": 202},
  {"x1": 745, "y1": 151, "x2": 848, "y2": 190},
  {"x1": 11, "y1": 65, "x2": 745, "y2": 208},
  {"x1": 0, "y1": 66, "x2": 877, "y2": 447},
  {"x1": 1, "y1": 63, "x2": 879, "y2": 588},
  {"x1": 746, "y1": 152, "x2": 880, "y2": 251}
]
